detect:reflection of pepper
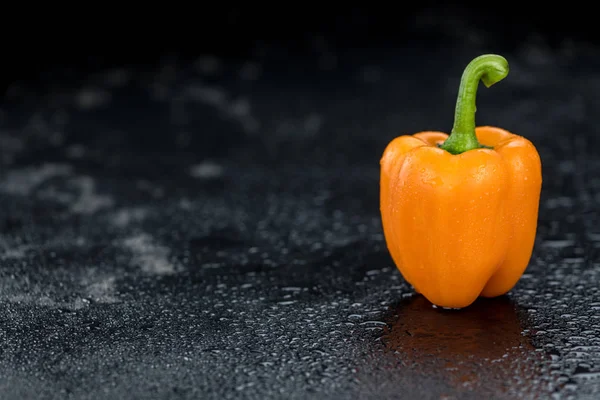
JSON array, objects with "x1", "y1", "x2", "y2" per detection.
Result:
[
  {"x1": 381, "y1": 295, "x2": 542, "y2": 395},
  {"x1": 380, "y1": 54, "x2": 542, "y2": 309}
]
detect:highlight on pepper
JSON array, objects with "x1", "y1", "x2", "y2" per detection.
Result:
[{"x1": 379, "y1": 54, "x2": 542, "y2": 309}]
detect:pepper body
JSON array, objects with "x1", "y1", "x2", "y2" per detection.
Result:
[{"x1": 380, "y1": 126, "x2": 542, "y2": 309}]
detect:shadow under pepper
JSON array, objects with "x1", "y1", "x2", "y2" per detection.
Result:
[{"x1": 381, "y1": 295, "x2": 548, "y2": 398}]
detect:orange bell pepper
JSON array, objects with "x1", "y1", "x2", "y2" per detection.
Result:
[{"x1": 380, "y1": 54, "x2": 542, "y2": 309}]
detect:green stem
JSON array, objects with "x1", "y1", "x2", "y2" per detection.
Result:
[{"x1": 439, "y1": 54, "x2": 509, "y2": 155}]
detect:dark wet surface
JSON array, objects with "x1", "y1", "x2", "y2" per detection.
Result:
[
  {"x1": 1, "y1": 13, "x2": 600, "y2": 400},
  {"x1": 381, "y1": 296, "x2": 546, "y2": 398}
]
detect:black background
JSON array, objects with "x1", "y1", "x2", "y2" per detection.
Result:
[{"x1": 3, "y1": 4, "x2": 598, "y2": 89}]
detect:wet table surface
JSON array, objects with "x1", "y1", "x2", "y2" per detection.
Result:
[{"x1": 1, "y1": 30, "x2": 600, "y2": 400}]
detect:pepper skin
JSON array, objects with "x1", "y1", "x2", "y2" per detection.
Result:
[{"x1": 380, "y1": 55, "x2": 542, "y2": 309}]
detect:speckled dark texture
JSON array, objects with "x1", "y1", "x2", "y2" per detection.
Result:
[{"x1": 1, "y1": 23, "x2": 600, "y2": 399}]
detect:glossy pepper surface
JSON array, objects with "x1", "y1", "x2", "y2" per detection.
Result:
[{"x1": 380, "y1": 54, "x2": 542, "y2": 309}]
